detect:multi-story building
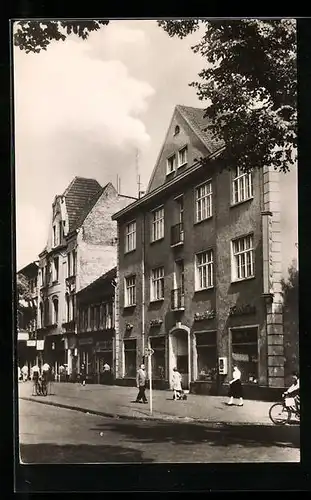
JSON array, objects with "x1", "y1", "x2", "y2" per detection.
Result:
[
  {"x1": 17, "y1": 261, "x2": 39, "y2": 371},
  {"x1": 76, "y1": 267, "x2": 116, "y2": 383},
  {"x1": 37, "y1": 177, "x2": 133, "y2": 377},
  {"x1": 112, "y1": 104, "x2": 288, "y2": 399}
]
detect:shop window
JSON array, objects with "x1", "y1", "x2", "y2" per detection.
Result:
[
  {"x1": 150, "y1": 336, "x2": 166, "y2": 379},
  {"x1": 124, "y1": 339, "x2": 136, "y2": 377},
  {"x1": 196, "y1": 331, "x2": 217, "y2": 381},
  {"x1": 231, "y1": 327, "x2": 258, "y2": 384}
]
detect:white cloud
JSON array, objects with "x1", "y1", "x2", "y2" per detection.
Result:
[{"x1": 14, "y1": 32, "x2": 155, "y2": 268}]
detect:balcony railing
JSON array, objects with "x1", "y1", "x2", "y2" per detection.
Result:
[
  {"x1": 171, "y1": 288, "x2": 185, "y2": 310},
  {"x1": 171, "y1": 222, "x2": 184, "y2": 246}
]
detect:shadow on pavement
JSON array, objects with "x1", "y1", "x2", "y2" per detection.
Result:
[
  {"x1": 20, "y1": 443, "x2": 153, "y2": 464},
  {"x1": 90, "y1": 421, "x2": 300, "y2": 449}
]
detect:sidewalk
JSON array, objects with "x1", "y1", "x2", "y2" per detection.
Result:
[{"x1": 18, "y1": 381, "x2": 276, "y2": 426}]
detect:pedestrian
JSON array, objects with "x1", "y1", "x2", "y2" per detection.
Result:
[
  {"x1": 135, "y1": 363, "x2": 148, "y2": 403},
  {"x1": 171, "y1": 367, "x2": 183, "y2": 400},
  {"x1": 21, "y1": 364, "x2": 29, "y2": 382},
  {"x1": 103, "y1": 361, "x2": 111, "y2": 384},
  {"x1": 227, "y1": 365, "x2": 244, "y2": 406},
  {"x1": 80, "y1": 363, "x2": 86, "y2": 386}
]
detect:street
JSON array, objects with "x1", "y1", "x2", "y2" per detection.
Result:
[{"x1": 19, "y1": 399, "x2": 300, "y2": 463}]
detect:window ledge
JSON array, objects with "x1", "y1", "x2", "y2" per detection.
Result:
[
  {"x1": 194, "y1": 286, "x2": 214, "y2": 293},
  {"x1": 230, "y1": 197, "x2": 254, "y2": 208},
  {"x1": 231, "y1": 275, "x2": 255, "y2": 284},
  {"x1": 150, "y1": 237, "x2": 165, "y2": 245},
  {"x1": 150, "y1": 298, "x2": 164, "y2": 304},
  {"x1": 166, "y1": 170, "x2": 175, "y2": 177},
  {"x1": 171, "y1": 241, "x2": 184, "y2": 248},
  {"x1": 124, "y1": 248, "x2": 136, "y2": 256},
  {"x1": 177, "y1": 163, "x2": 187, "y2": 169},
  {"x1": 194, "y1": 216, "x2": 213, "y2": 226},
  {"x1": 123, "y1": 304, "x2": 136, "y2": 309}
]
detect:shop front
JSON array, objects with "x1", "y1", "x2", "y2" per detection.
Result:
[
  {"x1": 94, "y1": 337, "x2": 114, "y2": 384},
  {"x1": 78, "y1": 336, "x2": 95, "y2": 383},
  {"x1": 44, "y1": 335, "x2": 66, "y2": 380}
]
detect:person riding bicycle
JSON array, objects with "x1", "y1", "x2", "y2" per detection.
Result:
[{"x1": 283, "y1": 371, "x2": 300, "y2": 413}]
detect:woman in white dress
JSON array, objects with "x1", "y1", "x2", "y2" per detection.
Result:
[
  {"x1": 227, "y1": 365, "x2": 244, "y2": 406},
  {"x1": 172, "y1": 367, "x2": 183, "y2": 400}
]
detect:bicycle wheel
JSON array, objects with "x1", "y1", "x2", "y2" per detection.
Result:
[{"x1": 269, "y1": 402, "x2": 290, "y2": 425}]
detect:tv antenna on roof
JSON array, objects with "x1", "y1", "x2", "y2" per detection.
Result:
[
  {"x1": 135, "y1": 148, "x2": 141, "y2": 198},
  {"x1": 116, "y1": 174, "x2": 121, "y2": 195}
]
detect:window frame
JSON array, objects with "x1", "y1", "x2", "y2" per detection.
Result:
[
  {"x1": 194, "y1": 179, "x2": 213, "y2": 223},
  {"x1": 229, "y1": 325, "x2": 259, "y2": 384},
  {"x1": 166, "y1": 154, "x2": 176, "y2": 175},
  {"x1": 178, "y1": 145, "x2": 188, "y2": 168},
  {"x1": 124, "y1": 275, "x2": 136, "y2": 307},
  {"x1": 231, "y1": 233, "x2": 255, "y2": 282},
  {"x1": 151, "y1": 205, "x2": 165, "y2": 243},
  {"x1": 124, "y1": 219, "x2": 137, "y2": 254},
  {"x1": 195, "y1": 249, "x2": 214, "y2": 291},
  {"x1": 231, "y1": 167, "x2": 253, "y2": 205},
  {"x1": 150, "y1": 266, "x2": 165, "y2": 302}
]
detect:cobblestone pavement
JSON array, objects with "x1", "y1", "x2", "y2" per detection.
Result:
[
  {"x1": 19, "y1": 399, "x2": 300, "y2": 464},
  {"x1": 17, "y1": 381, "x2": 290, "y2": 425}
]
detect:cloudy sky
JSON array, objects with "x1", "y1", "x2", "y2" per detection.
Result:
[{"x1": 13, "y1": 20, "x2": 298, "y2": 275}]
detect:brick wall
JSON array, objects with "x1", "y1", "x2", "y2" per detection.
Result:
[{"x1": 78, "y1": 184, "x2": 132, "y2": 291}]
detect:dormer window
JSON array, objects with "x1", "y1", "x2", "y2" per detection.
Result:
[
  {"x1": 174, "y1": 125, "x2": 180, "y2": 135},
  {"x1": 178, "y1": 146, "x2": 188, "y2": 168},
  {"x1": 166, "y1": 154, "x2": 176, "y2": 175}
]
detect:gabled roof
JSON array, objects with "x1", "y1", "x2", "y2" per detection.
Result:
[
  {"x1": 147, "y1": 104, "x2": 224, "y2": 193},
  {"x1": 17, "y1": 261, "x2": 39, "y2": 276},
  {"x1": 77, "y1": 266, "x2": 117, "y2": 299},
  {"x1": 63, "y1": 176, "x2": 104, "y2": 233},
  {"x1": 176, "y1": 105, "x2": 224, "y2": 154}
]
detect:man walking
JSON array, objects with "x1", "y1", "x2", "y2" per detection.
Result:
[{"x1": 135, "y1": 363, "x2": 147, "y2": 403}]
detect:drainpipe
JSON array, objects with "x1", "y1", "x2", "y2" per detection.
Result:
[{"x1": 141, "y1": 213, "x2": 146, "y2": 363}]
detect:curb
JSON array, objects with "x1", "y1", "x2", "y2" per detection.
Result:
[{"x1": 19, "y1": 396, "x2": 275, "y2": 427}]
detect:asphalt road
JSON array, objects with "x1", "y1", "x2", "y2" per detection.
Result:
[{"x1": 19, "y1": 399, "x2": 300, "y2": 463}]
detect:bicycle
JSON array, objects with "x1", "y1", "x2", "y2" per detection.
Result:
[{"x1": 269, "y1": 394, "x2": 300, "y2": 425}]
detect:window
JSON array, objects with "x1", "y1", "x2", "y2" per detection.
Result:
[
  {"x1": 195, "y1": 180, "x2": 212, "y2": 222},
  {"x1": 232, "y1": 234, "x2": 254, "y2": 281},
  {"x1": 67, "y1": 253, "x2": 71, "y2": 277},
  {"x1": 124, "y1": 339, "x2": 136, "y2": 377},
  {"x1": 166, "y1": 154, "x2": 176, "y2": 175},
  {"x1": 90, "y1": 306, "x2": 95, "y2": 330},
  {"x1": 125, "y1": 276, "x2": 136, "y2": 307},
  {"x1": 150, "y1": 336, "x2": 166, "y2": 379},
  {"x1": 53, "y1": 226, "x2": 57, "y2": 247},
  {"x1": 52, "y1": 297, "x2": 59, "y2": 324},
  {"x1": 196, "y1": 331, "x2": 217, "y2": 381},
  {"x1": 231, "y1": 328, "x2": 258, "y2": 384},
  {"x1": 151, "y1": 266, "x2": 164, "y2": 301},
  {"x1": 53, "y1": 257, "x2": 59, "y2": 282},
  {"x1": 81, "y1": 308, "x2": 88, "y2": 331},
  {"x1": 107, "y1": 302, "x2": 114, "y2": 329},
  {"x1": 125, "y1": 221, "x2": 136, "y2": 253},
  {"x1": 174, "y1": 125, "x2": 180, "y2": 135},
  {"x1": 59, "y1": 221, "x2": 63, "y2": 243},
  {"x1": 72, "y1": 250, "x2": 77, "y2": 275},
  {"x1": 232, "y1": 167, "x2": 253, "y2": 204},
  {"x1": 66, "y1": 295, "x2": 70, "y2": 322},
  {"x1": 44, "y1": 299, "x2": 49, "y2": 326},
  {"x1": 93, "y1": 305, "x2": 100, "y2": 330},
  {"x1": 178, "y1": 146, "x2": 188, "y2": 167},
  {"x1": 195, "y1": 250, "x2": 214, "y2": 290},
  {"x1": 151, "y1": 207, "x2": 164, "y2": 242},
  {"x1": 39, "y1": 302, "x2": 44, "y2": 328}
]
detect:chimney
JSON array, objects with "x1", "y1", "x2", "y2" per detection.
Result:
[{"x1": 138, "y1": 190, "x2": 145, "y2": 199}]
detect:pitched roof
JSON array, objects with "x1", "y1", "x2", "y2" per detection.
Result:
[
  {"x1": 176, "y1": 105, "x2": 224, "y2": 154},
  {"x1": 77, "y1": 266, "x2": 117, "y2": 299},
  {"x1": 62, "y1": 177, "x2": 104, "y2": 233}
]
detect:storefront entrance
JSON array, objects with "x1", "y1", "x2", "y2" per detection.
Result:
[{"x1": 169, "y1": 326, "x2": 190, "y2": 389}]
